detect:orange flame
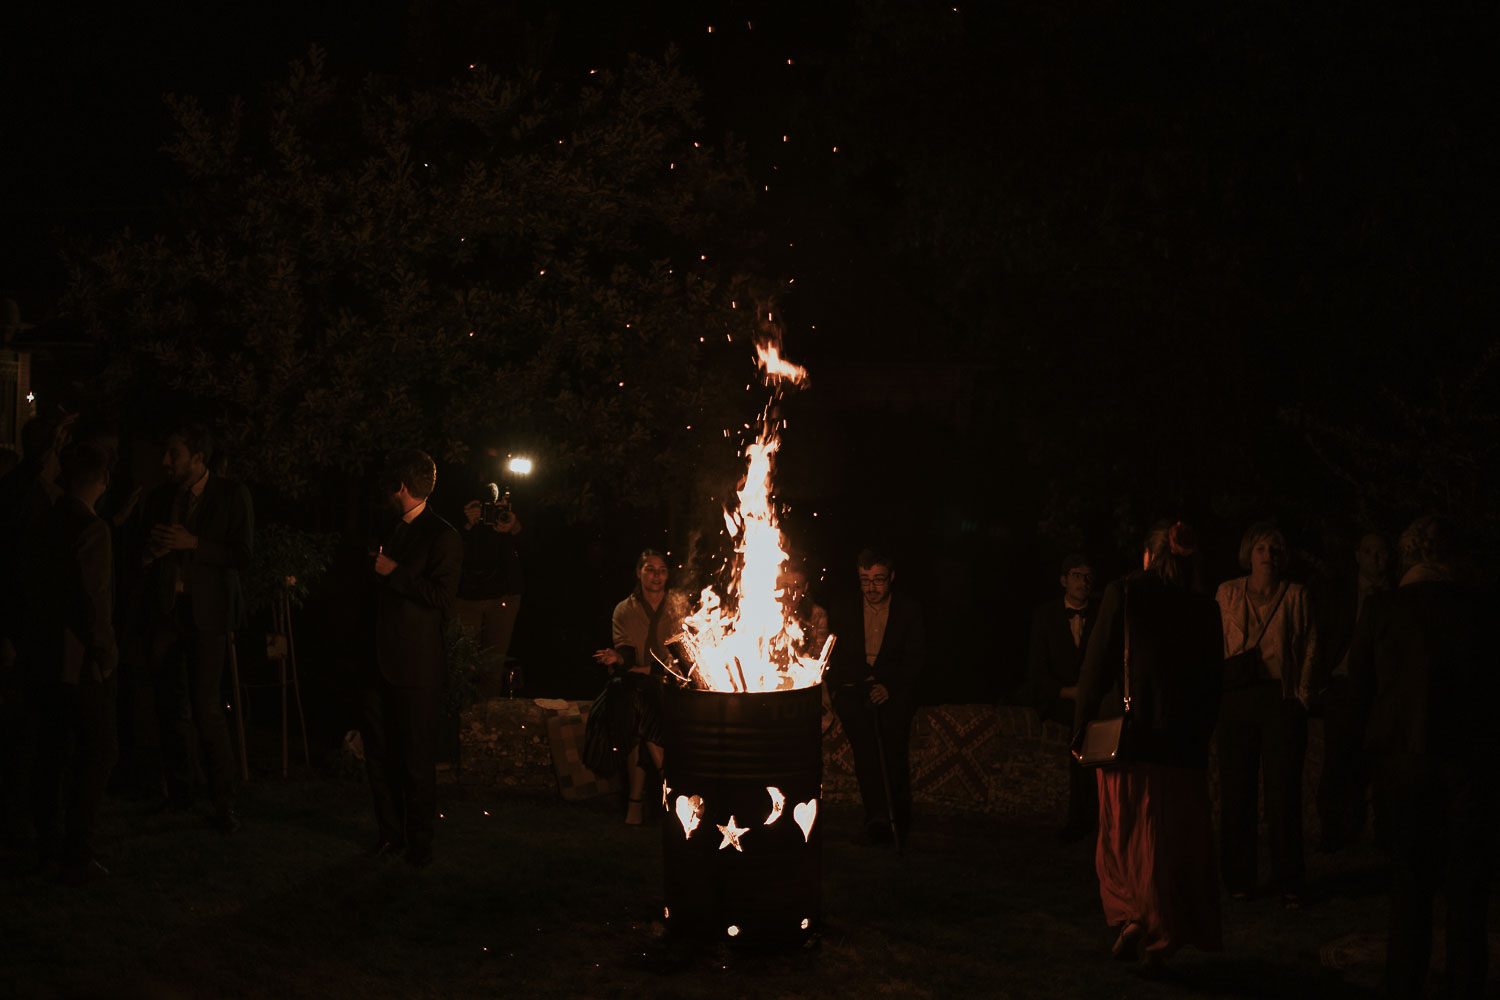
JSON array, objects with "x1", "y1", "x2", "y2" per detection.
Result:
[{"x1": 674, "y1": 342, "x2": 834, "y2": 692}]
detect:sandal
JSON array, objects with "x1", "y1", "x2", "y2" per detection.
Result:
[{"x1": 1111, "y1": 922, "x2": 1143, "y2": 961}]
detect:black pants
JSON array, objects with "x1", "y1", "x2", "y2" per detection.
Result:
[
  {"x1": 1316, "y1": 676, "x2": 1377, "y2": 850},
  {"x1": 358, "y1": 676, "x2": 440, "y2": 852},
  {"x1": 1382, "y1": 754, "x2": 1495, "y2": 1000},
  {"x1": 835, "y1": 692, "x2": 914, "y2": 838},
  {"x1": 153, "y1": 608, "x2": 236, "y2": 807},
  {"x1": 1218, "y1": 680, "x2": 1307, "y2": 893},
  {"x1": 32, "y1": 675, "x2": 118, "y2": 865}
]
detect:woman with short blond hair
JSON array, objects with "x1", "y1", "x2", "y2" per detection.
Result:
[{"x1": 1215, "y1": 521, "x2": 1318, "y2": 905}]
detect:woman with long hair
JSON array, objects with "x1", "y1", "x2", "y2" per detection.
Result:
[
  {"x1": 593, "y1": 549, "x2": 687, "y2": 824},
  {"x1": 1075, "y1": 521, "x2": 1224, "y2": 974}
]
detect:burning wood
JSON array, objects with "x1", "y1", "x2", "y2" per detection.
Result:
[{"x1": 671, "y1": 341, "x2": 834, "y2": 693}]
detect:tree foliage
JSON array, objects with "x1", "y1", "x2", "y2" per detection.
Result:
[{"x1": 64, "y1": 45, "x2": 769, "y2": 518}]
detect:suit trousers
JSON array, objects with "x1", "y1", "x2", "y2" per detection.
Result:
[
  {"x1": 1217, "y1": 680, "x2": 1307, "y2": 893},
  {"x1": 154, "y1": 605, "x2": 236, "y2": 807},
  {"x1": 835, "y1": 692, "x2": 915, "y2": 837},
  {"x1": 31, "y1": 674, "x2": 118, "y2": 865},
  {"x1": 358, "y1": 676, "x2": 440, "y2": 852},
  {"x1": 1381, "y1": 754, "x2": 1495, "y2": 1000}
]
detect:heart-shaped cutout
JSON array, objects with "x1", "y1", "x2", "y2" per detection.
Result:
[{"x1": 793, "y1": 799, "x2": 818, "y2": 842}]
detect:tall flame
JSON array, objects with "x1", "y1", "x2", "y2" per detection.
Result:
[{"x1": 674, "y1": 342, "x2": 834, "y2": 692}]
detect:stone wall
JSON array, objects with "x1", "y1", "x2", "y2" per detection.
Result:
[{"x1": 455, "y1": 698, "x2": 1327, "y2": 830}]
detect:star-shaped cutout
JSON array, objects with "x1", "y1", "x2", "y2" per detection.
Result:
[{"x1": 717, "y1": 815, "x2": 750, "y2": 852}]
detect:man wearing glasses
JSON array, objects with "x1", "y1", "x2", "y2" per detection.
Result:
[{"x1": 830, "y1": 548, "x2": 925, "y2": 847}]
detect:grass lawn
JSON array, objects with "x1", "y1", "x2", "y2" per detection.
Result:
[{"x1": 0, "y1": 773, "x2": 1474, "y2": 999}]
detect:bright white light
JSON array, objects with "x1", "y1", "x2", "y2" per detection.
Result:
[
  {"x1": 507, "y1": 457, "x2": 533, "y2": 475},
  {"x1": 26, "y1": 392, "x2": 35, "y2": 403}
]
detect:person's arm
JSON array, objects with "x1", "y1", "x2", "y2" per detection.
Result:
[
  {"x1": 194, "y1": 482, "x2": 254, "y2": 572},
  {"x1": 76, "y1": 518, "x2": 118, "y2": 680},
  {"x1": 383, "y1": 526, "x2": 462, "y2": 615},
  {"x1": 1292, "y1": 585, "x2": 1318, "y2": 708},
  {"x1": 1073, "y1": 582, "x2": 1123, "y2": 736},
  {"x1": 873, "y1": 600, "x2": 924, "y2": 699}
]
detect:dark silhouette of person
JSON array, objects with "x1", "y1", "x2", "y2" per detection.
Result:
[
  {"x1": 358, "y1": 449, "x2": 462, "y2": 867},
  {"x1": 1027, "y1": 551, "x2": 1101, "y2": 841},
  {"x1": 1349, "y1": 516, "x2": 1496, "y2": 999},
  {"x1": 0, "y1": 412, "x2": 72, "y2": 849},
  {"x1": 141, "y1": 424, "x2": 253, "y2": 833},
  {"x1": 828, "y1": 548, "x2": 925, "y2": 846},
  {"x1": 455, "y1": 484, "x2": 523, "y2": 697},
  {"x1": 1074, "y1": 521, "x2": 1223, "y2": 975},
  {"x1": 21, "y1": 442, "x2": 118, "y2": 884},
  {"x1": 1313, "y1": 529, "x2": 1391, "y2": 852}
]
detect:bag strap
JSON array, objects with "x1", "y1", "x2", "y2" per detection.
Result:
[
  {"x1": 1243, "y1": 580, "x2": 1288, "y2": 652},
  {"x1": 1121, "y1": 582, "x2": 1131, "y2": 713}
]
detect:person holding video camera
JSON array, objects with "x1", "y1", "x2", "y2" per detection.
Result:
[{"x1": 456, "y1": 484, "x2": 523, "y2": 697}]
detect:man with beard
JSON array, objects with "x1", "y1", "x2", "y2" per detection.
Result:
[
  {"x1": 359, "y1": 449, "x2": 461, "y2": 867},
  {"x1": 142, "y1": 425, "x2": 252, "y2": 832},
  {"x1": 829, "y1": 548, "x2": 925, "y2": 847}
]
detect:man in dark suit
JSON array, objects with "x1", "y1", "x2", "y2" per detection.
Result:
[
  {"x1": 142, "y1": 424, "x2": 253, "y2": 832},
  {"x1": 1027, "y1": 552, "x2": 1100, "y2": 841},
  {"x1": 1348, "y1": 517, "x2": 1495, "y2": 999},
  {"x1": 23, "y1": 442, "x2": 118, "y2": 884},
  {"x1": 360, "y1": 449, "x2": 462, "y2": 867},
  {"x1": 829, "y1": 548, "x2": 925, "y2": 846},
  {"x1": 1313, "y1": 529, "x2": 1391, "y2": 852}
]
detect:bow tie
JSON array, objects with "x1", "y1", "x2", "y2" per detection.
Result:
[{"x1": 1065, "y1": 606, "x2": 1087, "y2": 620}]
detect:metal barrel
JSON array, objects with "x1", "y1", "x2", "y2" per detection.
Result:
[{"x1": 661, "y1": 684, "x2": 823, "y2": 947}]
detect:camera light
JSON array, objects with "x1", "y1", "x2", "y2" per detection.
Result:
[{"x1": 506, "y1": 457, "x2": 533, "y2": 475}]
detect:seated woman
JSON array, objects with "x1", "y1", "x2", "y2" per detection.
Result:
[
  {"x1": 1074, "y1": 521, "x2": 1224, "y2": 975},
  {"x1": 593, "y1": 549, "x2": 688, "y2": 824}
]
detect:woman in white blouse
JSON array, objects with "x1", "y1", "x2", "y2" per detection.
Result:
[{"x1": 1215, "y1": 522, "x2": 1318, "y2": 906}]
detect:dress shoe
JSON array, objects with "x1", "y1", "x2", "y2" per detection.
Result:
[
  {"x1": 61, "y1": 859, "x2": 110, "y2": 887},
  {"x1": 404, "y1": 844, "x2": 434, "y2": 868}
]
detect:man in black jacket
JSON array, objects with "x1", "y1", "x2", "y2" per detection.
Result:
[
  {"x1": 142, "y1": 425, "x2": 253, "y2": 832},
  {"x1": 1027, "y1": 552, "x2": 1100, "y2": 841},
  {"x1": 1349, "y1": 517, "x2": 1496, "y2": 999},
  {"x1": 24, "y1": 442, "x2": 118, "y2": 884},
  {"x1": 360, "y1": 449, "x2": 462, "y2": 867},
  {"x1": 829, "y1": 548, "x2": 924, "y2": 846}
]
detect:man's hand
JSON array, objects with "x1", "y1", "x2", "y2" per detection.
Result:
[
  {"x1": 112, "y1": 487, "x2": 143, "y2": 528},
  {"x1": 869, "y1": 682, "x2": 890, "y2": 706},
  {"x1": 463, "y1": 500, "x2": 483, "y2": 529},
  {"x1": 498, "y1": 512, "x2": 522, "y2": 534},
  {"x1": 593, "y1": 648, "x2": 623, "y2": 668},
  {"x1": 1060, "y1": 685, "x2": 1079, "y2": 700},
  {"x1": 373, "y1": 551, "x2": 398, "y2": 577},
  {"x1": 150, "y1": 524, "x2": 198, "y2": 552}
]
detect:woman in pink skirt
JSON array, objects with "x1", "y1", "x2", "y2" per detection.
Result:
[{"x1": 1074, "y1": 521, "x2": 1224, "y2": 974}]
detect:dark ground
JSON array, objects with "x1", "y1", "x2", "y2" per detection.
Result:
[{"x1": 6, "y1": 767, "x2": 1486, "y2": 1000}]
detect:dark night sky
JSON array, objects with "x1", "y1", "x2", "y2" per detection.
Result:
[{"x1": 3, "y1": 1, "x2": 1496, "y2": 698}]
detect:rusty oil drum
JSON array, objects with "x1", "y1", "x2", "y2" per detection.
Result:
[{"x1": 661, "y1": 683, "x2": 823, "y2": 946}]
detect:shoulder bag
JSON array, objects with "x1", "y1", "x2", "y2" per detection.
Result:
[
  {"x1": 1222, "y1": 582, "x2": 1287, "y2": 690},
  {"x1": 1072, "y1": 583, "x2": 1130, "y2": 768}
]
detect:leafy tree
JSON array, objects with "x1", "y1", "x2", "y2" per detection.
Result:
[{"x1": 64, "y1": 45, "x2": 769, "y2": 521}]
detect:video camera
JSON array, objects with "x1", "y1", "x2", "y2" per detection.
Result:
[{"x1": 480, "y1": 482, "x2": 513, "y2": 525}]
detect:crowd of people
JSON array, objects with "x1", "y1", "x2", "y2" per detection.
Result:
[
  {"x1": 1, "y1": 412, "x2": 1492, "y2": 995},
  {"x1": 1051, "y1": 517, "x2": 1492, "y2": 995}
]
